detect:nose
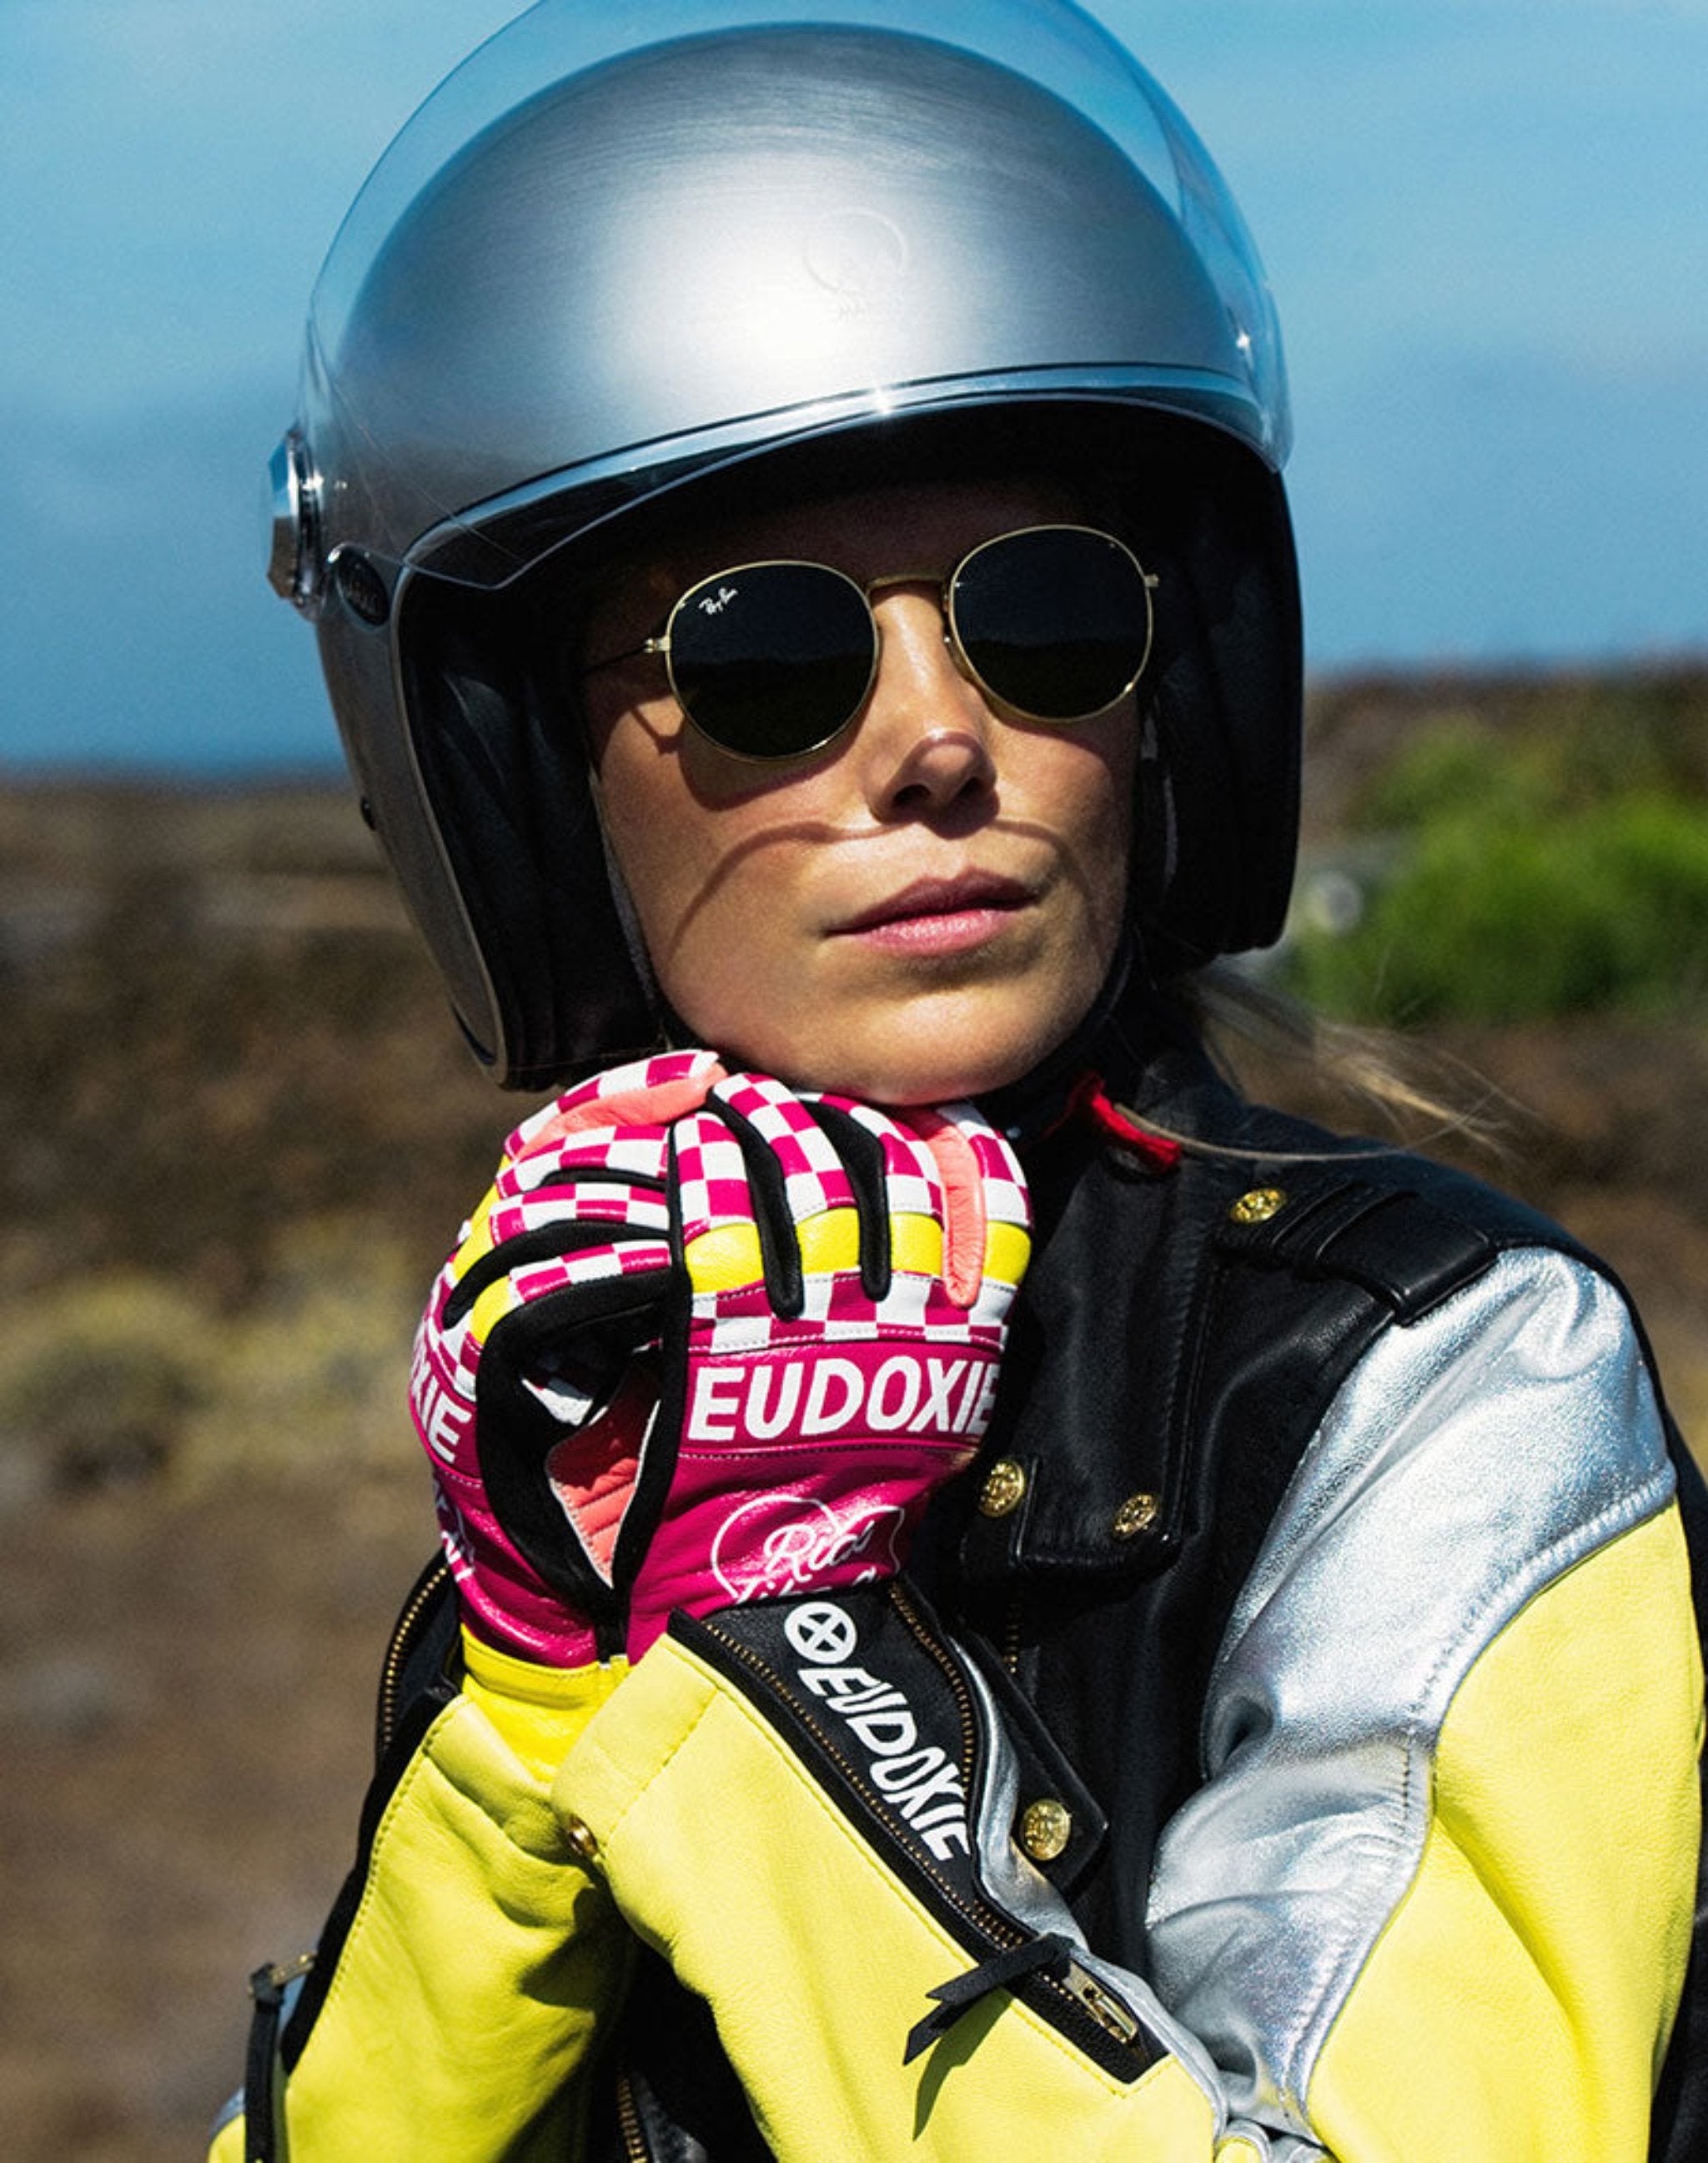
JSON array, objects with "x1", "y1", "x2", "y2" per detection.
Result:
[{"x1": 853, "y1": 585, "x2": 997, "y2": 819}]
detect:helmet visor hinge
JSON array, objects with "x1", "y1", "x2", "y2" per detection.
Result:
[{"x1": 264, "y1": 428, "x2": 324, "y2": 611}]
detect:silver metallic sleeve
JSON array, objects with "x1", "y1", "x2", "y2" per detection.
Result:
[
  {"x1": 957, "y1": 1647, "x2": 1305, "y2": 2157},
  {"x1": 1143, "y1": 1246, "x2": 1675, "y2": 2139}
]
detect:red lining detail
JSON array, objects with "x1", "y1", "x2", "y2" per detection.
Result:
[{"x1": 1065, "y1": 1072, "x2": 1182, "y2": 1170}]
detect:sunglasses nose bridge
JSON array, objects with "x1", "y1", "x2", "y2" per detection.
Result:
[
  {"x1": 862, "y1": 566, "x2": 969, "y2": 672},
  {"x1": 863, "y1": 579, "x2": 976, "y2": 697}
]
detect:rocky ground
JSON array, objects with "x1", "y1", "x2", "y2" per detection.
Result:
[{"x1": 1, "y1": 738, "x2": 1704, "y2": 2158}]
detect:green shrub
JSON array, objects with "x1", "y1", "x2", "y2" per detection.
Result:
[
  {"x1": 1353, "y1": 718, "x2": 1553, "y2": 832},
  {"x1": 1290, "y1": 708, "x2": 1708, "y2": 1024}
]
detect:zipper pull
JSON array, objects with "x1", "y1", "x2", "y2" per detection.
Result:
[{"x1": 1063, "y1": 1956, "x2": 1140, "y2": 2045}]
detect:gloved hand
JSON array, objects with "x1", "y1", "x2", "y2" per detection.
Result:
[{"x1": 410, "y1": 1049, "x2": 1032, "y2": 1667}]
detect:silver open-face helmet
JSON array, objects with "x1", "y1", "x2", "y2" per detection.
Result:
[{"x1": 267, "y1": 0, "x2": 1302, "y2": 1089}]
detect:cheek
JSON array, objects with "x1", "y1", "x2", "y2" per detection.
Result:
[
  {"x1": 1041, "y1": 722, "x2": 1136, "y2": 936},
  {"x1": 586, "y1": 702, "x2": 691, "y2": 942},
  {"x1": 589, "y1": 704, "x2": 802, "y2": 1024},
  {"x1": 596, "y1": 762, "x2": 711, "y2": 968},
  {"x1": 630, "y1": 843, "x2": 816, "y2": 1073}
]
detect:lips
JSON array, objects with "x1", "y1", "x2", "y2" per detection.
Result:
[{"x1": 831, "y1": 871, "x2": 1033, "y2": 936}]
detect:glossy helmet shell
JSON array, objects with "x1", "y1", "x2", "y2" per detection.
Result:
[{"x1": 269, "y1": 0, "x2": 1301, "y2": 1088}]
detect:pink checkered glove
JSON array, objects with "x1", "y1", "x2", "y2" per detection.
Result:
[{"x1": 409, "y1": 1050, "x2": 1032, "y2": 1667}]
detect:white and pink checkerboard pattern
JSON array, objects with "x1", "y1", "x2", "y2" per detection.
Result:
[{"x1": 409, "y1": 1052, "x2": 1033, "y2": 1664}]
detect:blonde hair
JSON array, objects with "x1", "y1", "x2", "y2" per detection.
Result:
[{"x1": 1118, "y1": 961, "x2": 1516, "y2": 1166}]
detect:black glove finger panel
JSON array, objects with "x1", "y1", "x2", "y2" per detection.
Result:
[
  {"x1": 475, "y1": 1255, "x2": 676, "y2": 1622},
  {"x1": 674, "y1": 1091, "x2": 895, "y2": 1311},
  {"x1": 442, "y1": 1170, "x2": 669, "y2": 1330}
]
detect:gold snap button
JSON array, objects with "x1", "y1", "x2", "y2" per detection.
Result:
[
  {"x1": 1229, "y1": 1186, "x2": 1288, "y2": 1225},
  {"x1": 1112, "y1": 1491, "x2": 1158, "y2": 1540},
  {"x1": 561, "y1": 1813, "x2": 600, "y2": 1864},
  {"x1": 1019, "y1": 1798, "x2": 1073, "y2": 1863},
  {"x1": 978, "y1": 1459, "x2": 1027, "y2": 1517}
]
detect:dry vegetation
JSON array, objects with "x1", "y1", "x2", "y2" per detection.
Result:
[{"x1": 2, "y1": 672, "x2": 1705, "y2": 2156}]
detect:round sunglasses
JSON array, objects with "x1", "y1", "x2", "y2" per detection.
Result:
[{"x1": 582, "y1": 523, "x2": 1158, "y2": 762}]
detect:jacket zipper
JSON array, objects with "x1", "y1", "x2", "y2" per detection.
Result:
[
  {"x1": 887, "y1": 1579, "x2": 983, "y2": 1794},
  {"x1": 828, "y1": 1590, "x2": 1143, "y2": 2057},
  {"x1": 700, "y1": 1621, "x2": 1027, "y2": 1957},
  {"x1": 688, "y1": 1607, "x2": 1150, "y2": 2071},
  {"x1": 615, "y1": 2065, "x2": 648, "y2": 2162},
  {"x1": 377, "y1": 1554, "x2": 451, "y2": 1758}
]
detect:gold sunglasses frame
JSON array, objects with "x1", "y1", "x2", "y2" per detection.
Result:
[{"x1": 583, "y1": 523, "x2": 1159, "y2": 763}]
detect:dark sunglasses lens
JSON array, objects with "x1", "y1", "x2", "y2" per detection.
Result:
[
  {"x1": 667, "y1": 563, "x2": 875, "y2": 758},
  {"x1": 952, "y1": 527, "x2": 1151, "y2": 721}
]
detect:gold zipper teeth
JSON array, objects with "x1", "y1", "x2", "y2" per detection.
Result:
[
  {"x1": 887, "y1": 1581, "x2": 980, "y2": 1793},
  {"x1": 886, "y1": 1590, "x2": 1139, "y2": 2051},
  {"x1": 615, "y1": 2066, "x2": 648, "y2": 2162},
  {"x1": 703, "y1": 1612, "x2": 1143, "y2": 2063},
  {"x1": 378, "y1": 1557, "x2": 452, "y2": 1754},
  {"x1": 706, "y1": 1626, "x2": 1027, "y2": 1954},
  {"x1": 270, "y1": 1951, "x2": 315, "y2": 1989}
]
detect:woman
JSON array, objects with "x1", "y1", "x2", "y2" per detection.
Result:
[{"x1": 230, "y1": 3, "x2": 1705, "y2": 2155}]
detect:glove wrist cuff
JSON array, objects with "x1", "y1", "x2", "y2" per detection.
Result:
[{"x1": 461, "y1": 1626, "x2": 630, "y2": 1781}]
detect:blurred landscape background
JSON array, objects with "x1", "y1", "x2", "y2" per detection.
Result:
[
  {"x1": 8, "y1": 1, "x2": 1708, "y2": 2151},
  {"x1": 3, "y1": 663, "x2": 1706, "y2": 2156}
]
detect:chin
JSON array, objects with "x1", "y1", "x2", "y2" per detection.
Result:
[
  {"x1": 747, "y1": 1013, "x2": 1075, "y2": 1109},
  {"x1": 832, "y1": 1065, "x2": 1003, "y2": 1109},
  {"x1": 688, "y1": 966, "x2": 1107, "y2": 1108}
]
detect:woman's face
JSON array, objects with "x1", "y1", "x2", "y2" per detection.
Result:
[{"x1": 580, "y1": 479, "x2": 1138, "y2": 1104}]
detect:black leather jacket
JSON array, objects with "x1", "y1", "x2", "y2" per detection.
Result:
[
  {"x1": 239, "y1": 1005, "x2": 1706, "y2": 2160},
  {"x1": 589, "y1": 1012, "x2": 1708, "y2": 2159}
]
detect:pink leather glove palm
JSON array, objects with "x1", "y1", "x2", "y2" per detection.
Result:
[{"x1": 410, "y1": 1050, "x2": 1032, "y2": 1666}]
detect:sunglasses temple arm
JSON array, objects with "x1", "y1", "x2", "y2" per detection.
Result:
[{"x1": 581, "y1": 635, "x2": 668, "y2": 679}]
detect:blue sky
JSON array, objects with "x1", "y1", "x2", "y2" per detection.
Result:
[{"x1": 3, "y1": 0, "x2": 1705, "y2": 769}]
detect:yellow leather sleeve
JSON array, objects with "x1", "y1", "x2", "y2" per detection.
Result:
[
  {"x1": 556, "y1": 1625, "x2": 1252, "y2": 2160},
  {"x1": 1309, "y1": 1501, "x2": 1703, "y2": 2157},
  {"x1": 555, "y1": 1501, "x2": 1700, "y2": 2162},
  {"x1": 211, "y1": 1639, "x2": 628, "y2": 2163}
]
